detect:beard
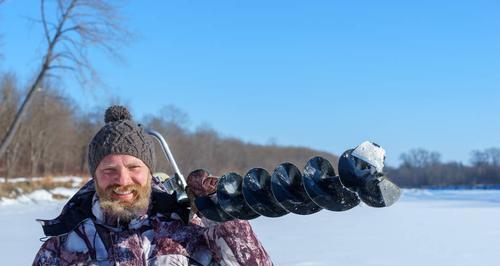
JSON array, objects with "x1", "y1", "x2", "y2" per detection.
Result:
[{"x1": 95, "y1": 177, "x2": 152, "y2": 224}]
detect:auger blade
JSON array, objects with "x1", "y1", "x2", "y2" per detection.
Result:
[
  {"x1": 217, "y1": 172, "x2": 260, "y2": 220},
  {"x1": 303, "y1": 157, "x2": 360, "y2": 211},
  {"x1": 195, "y1": 196, "x2": 235, "y2": 222},
  {"x1": 338, "y1": 147, "x2": 402, "y2": 207},
  {"x1": 271, "y1": 163, "x2": 322, "y2": 215},
  {"x1": 242, "y1": 168, "x2": 289, "y2": 217},
  {"x1": 357, "y1": 177, "x2": 401, "y2": 207}
]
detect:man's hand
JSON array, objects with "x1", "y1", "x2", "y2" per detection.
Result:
[{"x1": 186, "y1": 169, "x2": 219, "y2": 214}]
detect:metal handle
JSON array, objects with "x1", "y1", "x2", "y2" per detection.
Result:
[{"x1": 146, "y1": 129, "x2": 188, "y2": 202}]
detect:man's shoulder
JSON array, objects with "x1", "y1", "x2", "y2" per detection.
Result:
[
  {"x1": 33, "y1": 235, "x2": 64, "y2": 265},
  {"x1": 38, "y1": 181, "x2": 96, "y2": 237},
  {"x1": 34, "y1": 231, "x2": 96, "y2": 265},
  {"x1": 37, "y1": 218, "x2": 92, "y2": 253}
]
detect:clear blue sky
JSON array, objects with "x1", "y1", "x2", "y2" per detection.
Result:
[{"x1": 1, "y1": 0, "x2": 499, "y2": 167}]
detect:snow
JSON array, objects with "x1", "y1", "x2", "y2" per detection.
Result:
[
  {"x1": 26, "y1": 190, "x2": 55, "y2": 202},
  {"x1": 0, "y1": 188, "x2": 499, "y2": 265},
  {"x1": 50, "y1": 187, "x2": 79, "y2": 198},
  {"x1": 0, "y1": 187, "x2": 79, "y2": 206},
  {"x1": 0, "y1": 176, "x2": 82, "y2": 184},
  {"x1": 251, "y1": 189, "x2": 500, "y2": 266}
]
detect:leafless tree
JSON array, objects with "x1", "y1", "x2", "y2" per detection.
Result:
[
  {"x1": 470, "y1": 148, "x2": 500, "y2": 167},
  {"x1": 38, "y1": 90, "x2": 77, "y2": 176},
  {"x1": 74, "y1": 111, "x2": 102, "y2": 175},
  {"x1": 0, "y1": 73, "x2": 22, "y2": 181},
  {"x1": 400, "y1": 148, "x2": 441, "y2": 168},
  {"x1": 0, "y1": 0, "x2": 130, "y2": 157},
  {"x1": 23, "y1": 88, "x2": 57, "y2": 177}
]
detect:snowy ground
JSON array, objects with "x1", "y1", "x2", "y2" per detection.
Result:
[
  {"x1": 0, "y1": 176, "x2": 82, "y2": 185},
  {"x1": 1, "y1": 188, "x2": 499, "y2": 265}
]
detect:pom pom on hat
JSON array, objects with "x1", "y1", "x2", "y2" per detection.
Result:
[{"x1": 104, "y1": 105, "x2": 132, "y2": 123}]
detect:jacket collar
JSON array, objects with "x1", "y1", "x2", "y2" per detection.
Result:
[{"x1": 37, "y1": 177, "x2": 190, "y2": 237}]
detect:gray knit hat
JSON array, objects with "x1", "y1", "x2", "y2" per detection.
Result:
[{"x1": 88, "y1": 105, "x2": 156, "y2": 177}]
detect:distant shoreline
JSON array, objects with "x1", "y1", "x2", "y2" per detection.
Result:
[{"x1": 404, "y1": 185, "x2": 500, "y2": 190}]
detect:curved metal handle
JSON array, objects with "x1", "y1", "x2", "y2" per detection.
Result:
[{"x1": 146, "y1": 129, "x2": 188, "y2": 202}]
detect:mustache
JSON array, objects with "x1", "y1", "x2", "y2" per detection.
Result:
[
  {"x1": 99, "y1": 184, "x2": 144, "y2": 204},
  {"x1": 105, "y1": 184, "x2": 141, "y2": 193}
]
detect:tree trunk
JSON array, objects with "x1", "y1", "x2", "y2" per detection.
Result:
[{"x1": 0, "y1": 69, "x2": 47, "y2": 157}]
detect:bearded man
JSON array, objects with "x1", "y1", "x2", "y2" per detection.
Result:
[{"x1": 33, "y1": 106, "x2": 273, "y2": 265}]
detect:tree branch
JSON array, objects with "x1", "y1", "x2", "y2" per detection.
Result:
[
  {"x1": 41, "y1": 0, "x2": 51, "y2": 45},
  {"x1": 0, "y1": 0, "x2": 131, "y2": 156}
]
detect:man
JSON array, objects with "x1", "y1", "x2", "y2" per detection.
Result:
[{"x1": 33, "y1": 105, "x2": 273, "y2": 265}]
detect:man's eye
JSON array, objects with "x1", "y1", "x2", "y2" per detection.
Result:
[{"x1": 103, "y1": 169, "x2": 116, "y2": 174}]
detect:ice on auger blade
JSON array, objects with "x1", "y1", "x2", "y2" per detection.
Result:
[{"x1": 351, "y1": 141, "x2": 385, "y2": 173}]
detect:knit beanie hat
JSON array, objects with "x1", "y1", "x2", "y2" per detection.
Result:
[{"x1": 87, "y1": 105, "x2": 156, "y2": 177}]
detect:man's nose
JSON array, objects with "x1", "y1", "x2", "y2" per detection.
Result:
[{"x1": 115, "y1": 167, "x2": 133, "y2": 186}]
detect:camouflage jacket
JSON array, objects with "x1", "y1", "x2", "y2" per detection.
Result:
[{"x1": 33, "y1": 178, "x2": 273, "y2": 266}]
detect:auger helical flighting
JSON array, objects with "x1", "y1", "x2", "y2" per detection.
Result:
[
  {"x1": 194, "y1": 141, "x2": 401, "y2": 222},
  {"x1": 147, "y1": 129, "x2": 402, "y2": 222}
]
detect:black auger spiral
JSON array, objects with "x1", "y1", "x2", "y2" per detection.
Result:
[{"x1": 193, "y1": 141, "x2": 402, "y2": 222}]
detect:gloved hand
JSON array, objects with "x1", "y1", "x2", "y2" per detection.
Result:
[{"x1": 186, "y1": 169, "x2": 219, "y2": 214}]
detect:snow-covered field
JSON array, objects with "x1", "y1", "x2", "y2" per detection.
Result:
[{"x1": 1, "y1": 188, "x2": 499, "y2": 265}]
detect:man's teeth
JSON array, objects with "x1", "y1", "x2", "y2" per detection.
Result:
[{"x1": 113, "y1": 189, "x2": 133, "y2": 195}]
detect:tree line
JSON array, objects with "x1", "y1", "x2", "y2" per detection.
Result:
[
  {"x1": 1, "y1": 75, "x2": 500, "y2": 187},
  {"x1": 0, "y1": 75, "x2": 338, "y2": 180},
  {"x1": 387, "y1": 148, "x2": 500, "y2": 188}
]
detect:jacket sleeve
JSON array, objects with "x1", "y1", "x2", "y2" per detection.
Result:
[
  {"x1": 32, "y1": 237, "x2": 61, "y2": 266},
  {"x1": 200, "y1": 216, "x2": 273, "y2": 266}
]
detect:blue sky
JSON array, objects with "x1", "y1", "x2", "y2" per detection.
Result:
[{"x1": 1, "y1": 0, "x2": 499, "y2": 166}]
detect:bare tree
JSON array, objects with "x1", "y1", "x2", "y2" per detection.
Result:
[
  {"x1": 74, "y1": 111, "x2": 102, "y2": 175},
  {"x1": 471, "y1": 148, "x2": 500, "y2": 167},
  {"x1": 400, "y1": 148, "x2": 441, "y2": 168},
  {"x1": 0, "y1": 73, "x2": 22, "y2": 181},
  {"x1": 0, "y1": 0, "x2": 130, "y2": 156},
  {"x1": 21, "y1": 87, "x2": 57, "y2": 177},
  {"x1": 38, "y1": 92, "x2": 77, "y2": 176}
]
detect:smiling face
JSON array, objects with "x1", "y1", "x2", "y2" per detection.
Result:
[{"x1": 94, "y1": 154, "x2": 152, "y2": 222}]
